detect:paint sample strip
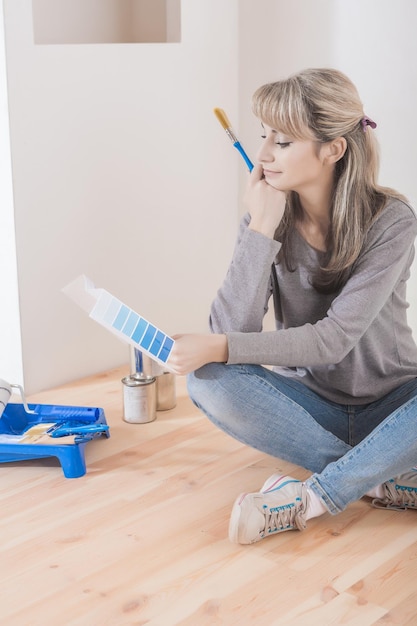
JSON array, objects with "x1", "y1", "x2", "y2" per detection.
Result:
[{"x1": 90, "y1": 290, "x2": 174, "y2": 364}]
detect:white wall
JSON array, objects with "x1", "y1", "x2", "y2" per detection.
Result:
[
  {"x1": 2, "y1": 0, "x2": 417, "y2": 393},
  {"x1": 333, "y1": 0, "x2": 417, "y2": 338},
  {"x1": 3, "y1": 0, "x2": 240, "y2": 393},
  {"x1": 0, "y1": 3, "x2": 23, "y2": 384},
  {"x1": 239, "y1": 0, "x2": 417, "y2": 337}
]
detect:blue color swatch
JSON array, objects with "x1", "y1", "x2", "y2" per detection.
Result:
[{"x1": 90, "y1": 292, "x2": 174, "y2": 364}]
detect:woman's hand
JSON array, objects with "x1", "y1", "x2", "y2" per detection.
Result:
[
  {"x1": 167, "y1": 333, "x2": 228, "y2": 376},
  {"x1": 244, "y1": 164, "x2": 286, "y2": 238}
]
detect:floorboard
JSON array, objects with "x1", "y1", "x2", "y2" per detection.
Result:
[{"x1": 1, "y1": 366, "x2": 416, "y2": 625}]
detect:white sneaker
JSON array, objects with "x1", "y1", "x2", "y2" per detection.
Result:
[
  {"x1": 373, "y1": 469, "x2": 417, "y2": 510},
  {"x1": 228, "y1": 475, "x2": 308, "y2": 544}
]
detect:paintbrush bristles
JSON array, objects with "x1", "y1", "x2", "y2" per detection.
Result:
[
  {"x1": 214, "y1": 107, "x2": 238, "y2": 143},
  {"x1": 213, "y1": 107, "x2": 254, "y2": 171},
  {"x1": 213, "y1": 107, "x2": 231, "y2": 130}
]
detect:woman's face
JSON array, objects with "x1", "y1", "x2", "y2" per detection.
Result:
[{"x1": 256, "y1": 123, "x2": 329, "y2": 194}]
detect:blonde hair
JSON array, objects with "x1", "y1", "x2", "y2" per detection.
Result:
[{"x1": 252, "y1": 67, "x2": 405, "y2": 293}]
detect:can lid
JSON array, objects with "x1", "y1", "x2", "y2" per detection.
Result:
[{"x1": 122, "y1": 375, "x2": 156, "y2": 386}]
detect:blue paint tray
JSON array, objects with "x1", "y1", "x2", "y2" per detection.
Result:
[{"x1": 0, "y1": 402, "x2": 109, "y2": 478}]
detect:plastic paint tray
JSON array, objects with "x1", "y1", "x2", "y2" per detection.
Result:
[{"x1": 0, "y1": 402, "x2": 109, "y2": 478}]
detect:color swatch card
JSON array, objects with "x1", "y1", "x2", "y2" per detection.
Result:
[{"x1": 62, "y1": 275, "x2": 174, "y2": 366}]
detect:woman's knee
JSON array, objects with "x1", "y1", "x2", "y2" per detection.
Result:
[
  {"x1": 187, "y1": 363, "x2": 267, "y2": 405},
  {"x1": 186, "y1": 362, "x2": 232, "y2": 410},
  {"x1": 188, "y1": 363, "x2": 259, "y2": 420}
]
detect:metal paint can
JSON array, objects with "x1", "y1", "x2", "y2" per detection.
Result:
[
  {"x1": 122, "y1": 374, "x2": 156, "y2": 424},
  {"x1": 156, "y1": 371, "x2": 176, "y2": 411},
  {"x1": 129, "y1": 346, "x2": 176, "y2": 411}
]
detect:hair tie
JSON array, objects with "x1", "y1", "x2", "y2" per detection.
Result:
[{"x1": 361, "y1": 116, "x2": 377, "y2": 132}]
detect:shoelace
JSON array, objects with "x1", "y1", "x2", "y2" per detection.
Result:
[
  {"x1": 261, "y1": 503, "x2": 306, "y2": 536},
  {"x1": 391, "y1": 486, "x2": 417, "y2": 508},
  {"x1": 373, "y1": 485, "x2": 417, "y2": 510}
]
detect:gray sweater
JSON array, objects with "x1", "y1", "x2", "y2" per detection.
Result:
[{"x1": 210, "y1": 198, "x2": 417, "y2": 404}]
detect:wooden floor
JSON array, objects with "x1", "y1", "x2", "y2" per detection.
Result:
[{"x1": 1, "y1": 366, "x2": 417, "y2": 625}]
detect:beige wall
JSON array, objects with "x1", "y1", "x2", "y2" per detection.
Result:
[
  {"x1": 32, "y1": 0, "x2": 181, "y2": 45},
  {"x1": 32, "y1": 0, "x2": 129, "y2": 44}
]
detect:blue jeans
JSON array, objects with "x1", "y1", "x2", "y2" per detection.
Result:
[{"x1": 187, "y1": 363, "x2": 417, "y2": 515}]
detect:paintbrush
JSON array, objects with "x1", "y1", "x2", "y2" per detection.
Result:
[{"x1": 213, "y1": 108, "x2": 254, "y2": 171}]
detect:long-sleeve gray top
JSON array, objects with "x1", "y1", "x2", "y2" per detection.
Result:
[{"x1": 209, "y1": 197, "x2": 417, "y2": 404}]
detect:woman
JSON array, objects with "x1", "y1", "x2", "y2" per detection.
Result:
[{"x1": 168, "y1": 68, "x2": 417, "y2": 544}]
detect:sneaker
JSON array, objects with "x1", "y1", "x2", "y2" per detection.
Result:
[
  {"x1": 260, "y1": 473, "x2": 292, "y2": 493},
  {"x1": 228, "y1": 475, "x2": 307, "y2": 544},
  {"x1": 373, "y1": 469, "x2": 417, "y2": 510}
]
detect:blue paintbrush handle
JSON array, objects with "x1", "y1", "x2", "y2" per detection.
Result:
[
  {"x1": 48, "y1": 423, "x2": 109, "y2": 437},
  {"x1": 233, "y1": 142, "x2": 254, "y2": 172}
]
